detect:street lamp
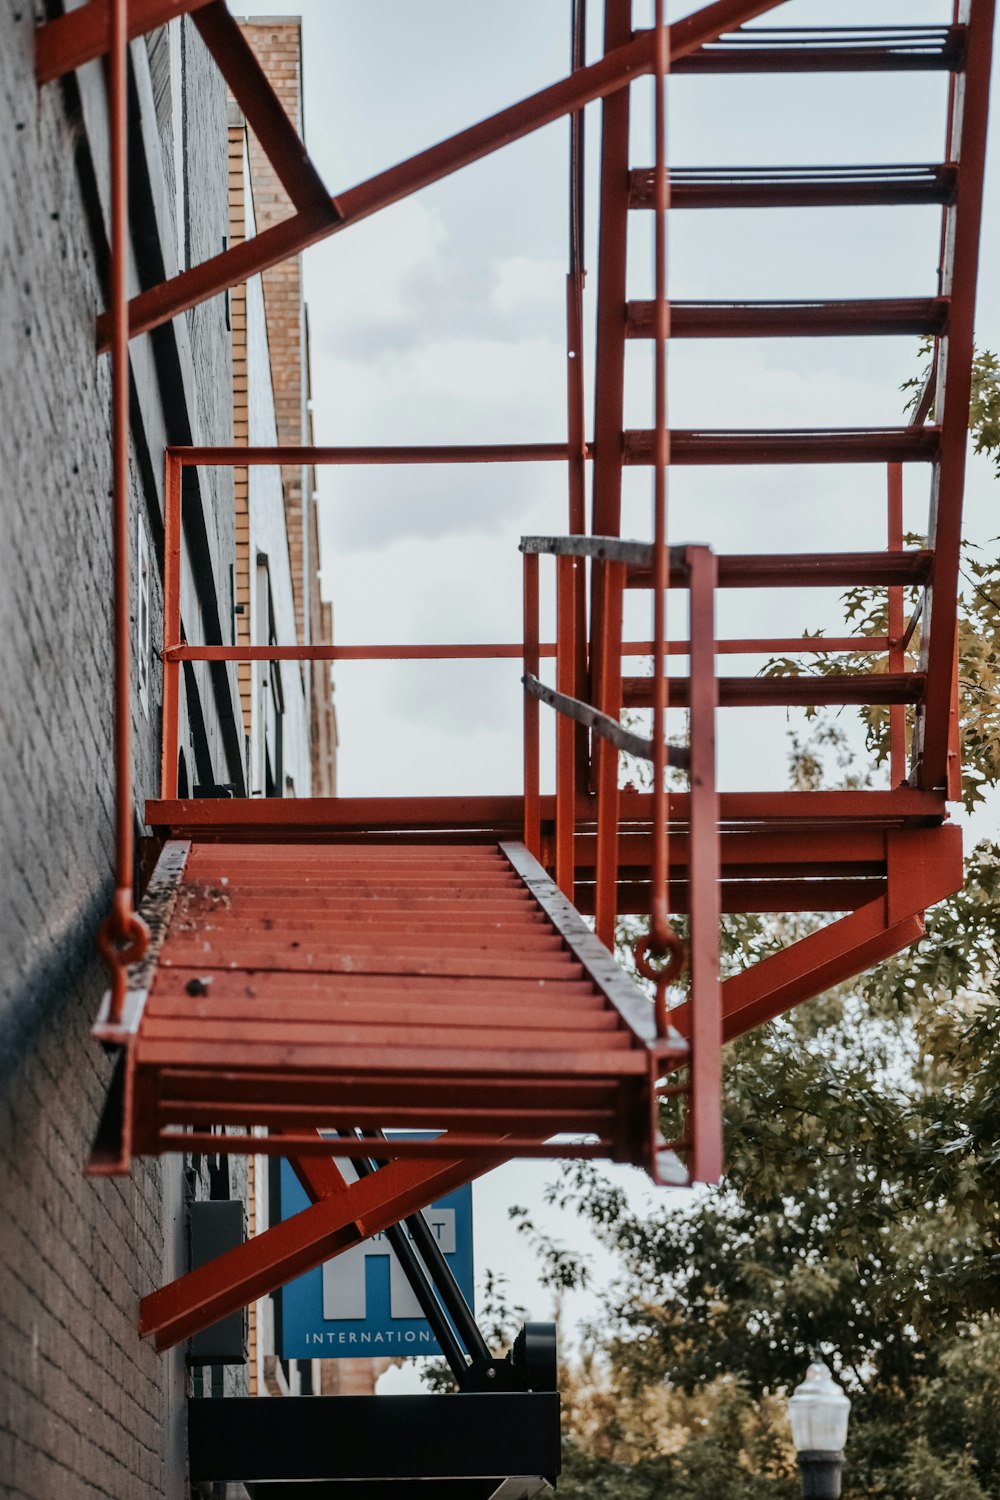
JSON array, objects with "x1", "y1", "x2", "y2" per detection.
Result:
[{"x1": 788, "y1": 1360, "x2": 851, "y2": 1499}]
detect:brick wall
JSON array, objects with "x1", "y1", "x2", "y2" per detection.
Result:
[
  {"x1": 0, "y1": 13, "x2": 244, "y2": 1497},
  {"x1": 238, "y1": 18, "x2": 338, "y2": 795},
  {"x1": 228, "y1": 116, "x2": 255, "y2": 746},
  {"x1": 238, "y1": 19, "x2": 307, "y2": 637}
]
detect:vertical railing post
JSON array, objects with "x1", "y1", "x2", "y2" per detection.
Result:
[
  {"x1": 887, "y1": 463, "x2": 906, "y2": 787},
  {"x1": 648, "y1": 0, "x2": 671, "y2": 956},
  {"x1": 685, "y1": 545, "x2": 721, "y2": 1185},
  {"x1": 915, "y1": 0, "x2": 995, "y2": 788},
  {"x1": 161, "y1": 450, "x2": 182, "y2": 798},
  {"x1": 556, "y1": 553, "x2": 576, "y2": 898},
  {"x1": 523, "y1": 548, "x2": 541, "y2": 857},
  {"x1": 947, "y1": 625, "x2": 962, "y2": 802},
  {"x1": 593, "y1": 558, "x2": 624, "y2": 948},
  {"x1": 589, "y1": 0, "x2": 633, "y2": 944},
  {"x1": 97, "y1": 0, "x2": 150, "y2": 1022},
  {"x1": 566, "y1": 0, "x2": 589, "y2": 784},
  {"x1": 110, "y1": 0, "x2": 131, "y2": 878}
]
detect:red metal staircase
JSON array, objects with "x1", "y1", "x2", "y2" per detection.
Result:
[
  {"x1": 91, "y1": 839, "x2": 686, "y2": 1176},
  {"x1": 34, "y1": 0, "x2": 995, "y2": 1356}
]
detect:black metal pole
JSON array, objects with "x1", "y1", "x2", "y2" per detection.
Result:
[
  {"x1": 797, "y1": 1451, "x2": 846, "y2": 1500},
  {"x1": 401, "y1": 1202, "x2": 492, "y2": 1370},
  {"x1": 349, "y1": 1151, "x2": 471, "y2": 1389},
  {"x1": 364, "y1": 1128, "x2": 492, "y2": 1371}
]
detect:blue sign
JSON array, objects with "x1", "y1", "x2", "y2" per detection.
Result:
[{"x1": 279, "y1": 1159, "x2": 474, "y2": 1360}]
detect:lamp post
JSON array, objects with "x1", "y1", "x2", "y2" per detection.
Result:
[{"x1": 787, "y1": 1361, "x2": 851, "y2": 1499}]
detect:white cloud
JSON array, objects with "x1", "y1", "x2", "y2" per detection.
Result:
[{"x1": 491, "y1": 255, "x2": 566, "y2": 317}]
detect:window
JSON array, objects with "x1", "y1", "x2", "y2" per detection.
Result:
[
  {"x1": 255, "y1": 556, "x2": 284, "y2": 797},
  {"x1": 137, "y1": 515, "x2": 151, "y2": 718}
]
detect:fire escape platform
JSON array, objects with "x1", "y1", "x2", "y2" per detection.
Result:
[
  {"x1": 144, "y1": 790, "x2": 951, "y2": 919},
  {"x1": 91, "y1": 838, "x2": 685, "y2": 1174},
  {"x1": 146, "y1": 788, "x2": 948, "y2": 840}
]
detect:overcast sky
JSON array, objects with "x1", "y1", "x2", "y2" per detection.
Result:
[{"x1": 237, "y1": 0, "x2": 1000, "y2": 1361}]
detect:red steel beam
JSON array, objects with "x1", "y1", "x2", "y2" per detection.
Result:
[
  {"x1": 624, "y1": 427, "x2": 941, "y2": 466},
  {"x1": 887, "y1": 465, "x2": 907, "y2": 786},
  {"x1": 578, "y1": 878, "x2": 885, "y2": 916},
  {"x1": 523, "y1": 551, "x2": 541, "y2": 858},
  {"x1": 622, "y1": 673, "x2": 924, "y2": 709},
  {"x1": 628, "y1": 297, "x2": 950, "y2": 340},
  {"x1": 35, "y1": 0, "x2": 214, "y2": 83},
  {"x1": 917, "y1": 0, "x2": 996, "y2": 789},
  {"x1": 629, "y1": 550, "x2": 931, "y2": 590},
  {"x1": 685, "y1": 548, "x2": 722, "y2": 1183},
  {"x1": 669, "y1": 0, "x2": 789, "y2": 54},
  {"x1": 191, "y1": 2, "x2": 334, "y2": 218},
  {"x1": 717, "y1": 900, "x2": 925, "y2": 1039},
  {"x1": 143, "y1": 787, "x2": 948, "y2": 837},
  {"x1": 593, "y1": 560, "x2": 626, "y2": 947},
  {"x1": 630, "y1": 164, "x2": 958, "y2": 212},
  {"x1": 556, "y1": 556, "x2": 577, "y2": 898},
  {"x1": 164, "y1": 636, "x2": 889, "y2": 663},
  {"x1": 38, "y1": 0, "x2": 783, "y2": 87},
  {"x1": 97, "y1": 0, "x2": 792, "y2": 346},
  {"x1": 670, "y1": 27, "x2": 967, "y2": 75},
  {"x1": 140, "y1": 1151, "x2": 505, "y2": 1350},
  {"x1": 589, "y1": 0, "x2": 632, "y2": 950},
  {"x1": 98, "y1": 29, "x2": 658, "y2": 350},
  {"x1": 570, "y1": 827, "x2": 890, "y2": 870},
  {"x1": 170, "y1": 443, "x2": 574, "y2": 467},
  {"x1": 160, "y1": 453, "x2": 182, "y2": 800},
  {"x1": 670, "y1": 825, "x2": 962, "y2": 1039}
]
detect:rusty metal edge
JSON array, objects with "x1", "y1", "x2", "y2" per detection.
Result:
[
  {"x1": 499, "y1": 841, "x2": 687, "y2": 1054},
  {"x1": 523, "y1": 674, "x2": 690, "y2": 771},
  {"x1": 93, "y1": 840, "x2": 191, "y2": 1043},
  {"x1": 520, "y1": 534, "x2": 657, "y2": 566}
]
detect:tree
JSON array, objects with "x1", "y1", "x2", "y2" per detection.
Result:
[{"x1": 515, "y1": 351, "x2": 1000, "y2": 1497}]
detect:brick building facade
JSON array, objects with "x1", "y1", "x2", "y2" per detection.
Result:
[
  {"x1": 238, "y1": 17, "x2": 337, "y2": 796},
  {"x1": 0, "y1": 11, "x2": 333, "y2": 1495}
]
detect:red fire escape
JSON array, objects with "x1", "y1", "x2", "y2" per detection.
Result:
[{"x1": 37, "y1": 0, "x2": 994, "y2": 1364}]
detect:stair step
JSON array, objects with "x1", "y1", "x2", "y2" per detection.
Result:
[
  {"x1": 622, "y1": 672, "x2": 924, "y2": 710},
  {"x1": 628, "y1": 297, "x2": 948, "y2": 340},
  {"x1": 157, "y1": 1069, "x2": 626, "y2": 1112},
  {"x1": 521, "y1": 536, "x2": 933, "y2": 589},
  {"x1": 629, "y1": 162, "x2": 957, "y2": 210},
  {"x1": 623, "y1": 427, "x2": 940, "y2": 466},
  {"x1": 147, "y1": 993, "x2": 620, "y2": 1030},
  {"x1": 136, "y1": 1037, "x2": 650, "y2": 1077},
  {"x1": 141, "y1": 1017, "x2": 638, "y2": 1052},
  {"x1": 159, "y1": 944, "x2": 586, "y2": 980},
  {"x1": 626, "y1": 549, "x2": 932, "y2": 590},
  {"x1": 670, "y1": 24, "x2": 965, "y2": 75},
  {"x1": 151, "y1": 970, "x2": 604, "y2": 1007}
]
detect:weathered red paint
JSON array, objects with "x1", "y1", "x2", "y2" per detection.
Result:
[{"x1": 64, "y1": 0, "x2": 994, "y2": 1339}]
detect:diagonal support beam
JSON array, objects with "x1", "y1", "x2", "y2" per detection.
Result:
[
  {"x1": 35, "y1": 0, "x2": 214, "y2": 83},
  {"x1": 716, "y1": 900, "x2": 925, "y2": 1040},
  {"x1": 96, "y1": 0, "x2": 790, "y2": 350},
  {"x1": 191, "y1": 2, "x2": 336, "y2": 218},
  {"x1": 140, "y1": 1150, "x2": 505, "y2": 1351},
  {"x1": 97, "y1": 28, "x2": 656, "y2": 350},
  {"x1": 670, "y1": 0, "x2": 792, "y2": 56},
  {"x1": 670, "y1": 826, "x2": 962, "y2": 1042}
]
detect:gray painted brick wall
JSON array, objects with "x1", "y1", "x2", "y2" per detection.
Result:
[{"x1": 0, "y1": 10, "x2": 246, "y2": 1497}]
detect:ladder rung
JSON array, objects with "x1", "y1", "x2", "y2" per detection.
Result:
[
  {"x1": 670, "y1": 24, "x2": 965, "y2": 75},
  {"x1": 628, "y1": 297, "x2": 949, "y2": 340},
  {"x1": 630, "y1": 163, "x2": 958, "y2": 210},
  {"x1": 624, "y1": 428, "x2": 940, "y2": 466},
  {"x1": 626, "y1": 550, "x2": 932, "y2": 591},
  {"x1": 622, "y1": 673, "x2": 924, "y2": 710}
]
